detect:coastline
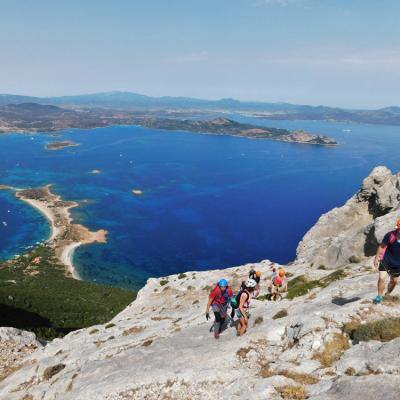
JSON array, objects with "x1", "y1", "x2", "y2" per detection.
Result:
[
  {"x1": 13, "y1": 185, "x2": 108, "y2": 280},
  {"x1": 18, "y1": 197, "x2": 60, "y2": 241},
  {"x1": 60, "y1": 242, "x2": 82, "y2": 279}
]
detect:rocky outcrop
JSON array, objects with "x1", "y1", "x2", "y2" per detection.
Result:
[
  {"x1": 296, "y1": 166, "x2": 400, "y2": 269},
  {"x1": 0, "y1": 328, "x2": 42, "y2": 383},
  {"x1": 3, "y1": 167, "x2": 400, "y2": 399}
]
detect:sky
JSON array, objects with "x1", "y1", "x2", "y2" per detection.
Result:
[{"x1": 0, "y1": 0, "x2": 399, "y2": 108}]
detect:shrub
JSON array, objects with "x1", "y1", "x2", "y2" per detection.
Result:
[
  {"x1": 142, "y1": 339, "x2": 153, "y2": 347},
  {"x1": 287, "y1": 270, "x2": 346, "y2": 300},
  {"x1": 343, "y1": 317, "x2": 400, "y2": 342},
  {"x1": 253, "y1": 316, "x2": 264, "y2": 326},
  {"x1": 277, "y1": 385, "x2": 308, "y2": 400},
  {"x1": 178, "y1": 273, "x2": 187, "y2": 279},
  {"x1": 105, "y1": 323, "x2": 115, "y2": 329},
  {"x1": 273, "y1": 309, "x2": 288, "y2": 319},
  {"x1": 43, "y1": 364, "x2": 66, "y2": 380},
  {"x1": 160, "y1": 280, "x2": 169, "y2": 286}
]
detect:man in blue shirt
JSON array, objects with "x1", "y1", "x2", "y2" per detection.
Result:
[{"x1": 374, "y1": 219, "x2": 400, "y2": 304}]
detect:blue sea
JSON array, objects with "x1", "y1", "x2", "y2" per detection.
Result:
[{"x1": 0, "y1": 117, "x2": 399, "y2": 289}]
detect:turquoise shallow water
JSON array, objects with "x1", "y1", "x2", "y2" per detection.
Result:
[{"x1": 0, "y1": 118, "x2": 399, "y2": 289}]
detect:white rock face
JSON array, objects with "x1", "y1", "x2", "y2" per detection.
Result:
[
  {"x1": 296, "y1": 166, "x2": 400, "y2": 269},
  {"x1": 2, "y1": 167, "x2": 400, "y2": 399}
]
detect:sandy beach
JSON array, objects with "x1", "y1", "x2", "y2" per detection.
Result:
[
  {"x1": 14, "y1": 185, "x2": 108, "y2": 280},
  {"x1": 18, "y1": 197, "x2": 61, "y2": 241},
  {"x1": 60, "y1": 243, "x2": 82, "y2": 279}
]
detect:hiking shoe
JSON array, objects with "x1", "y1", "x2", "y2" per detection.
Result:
[
  {"x1": 214, "y1": 331, "x2": 220, "y2": 339},
  {"x1": 373, "y1": 295, "x2": 383, "y2": 305}
]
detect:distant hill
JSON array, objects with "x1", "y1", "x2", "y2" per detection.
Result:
[
  {"x1": 0, "y1": 92, "x2": 399, "y2": 125},
  {"x1": 0, "y1": 103, "x2": 336, "y2": 145}
]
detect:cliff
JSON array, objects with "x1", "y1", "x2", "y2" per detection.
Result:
[{"x1": 1, "y1": 167, "x2": 400, "y2": 400}]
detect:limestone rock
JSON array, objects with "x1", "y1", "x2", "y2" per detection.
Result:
[{"x1": 296, "y1": 166, "x2": 400, "y2": 269}]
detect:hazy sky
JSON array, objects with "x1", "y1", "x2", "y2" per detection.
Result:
[{"x1": 1, "y1": 0, "x2": 399, "y2": 108}]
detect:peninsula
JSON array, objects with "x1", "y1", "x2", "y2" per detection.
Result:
[
  {"x1": 0, "y1": 103, "x2": 337, "y2": 146},
  {"x1": 15, "y1": 185, "x2": 107, "y2": 279}
]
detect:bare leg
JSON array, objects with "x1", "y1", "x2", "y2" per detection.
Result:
[
  {"x1": 378, "y1": 271, "x2": 387, "y2": 296},
  {"x1": 387, "y1": 276, "x2": 398, "y2": 295},
  {"x1": 239, "y1": 318, "x2": 247, "y2": 336}
]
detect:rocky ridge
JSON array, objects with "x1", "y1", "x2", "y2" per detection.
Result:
[{"x1": 1, "y1": 166, "x2": 400, "y2": 399}]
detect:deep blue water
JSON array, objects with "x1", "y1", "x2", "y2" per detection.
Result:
[{"x1": 0, "y1": 118, "x2": 399, "y2": 289}]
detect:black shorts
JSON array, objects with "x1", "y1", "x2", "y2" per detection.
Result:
[{"x1": 379, "y1": 261, "x2": 400, "y2": 277}]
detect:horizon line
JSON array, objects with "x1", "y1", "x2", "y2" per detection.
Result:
[{"x1": 0, "y1": 90, "x2": 398, "y2": 111}]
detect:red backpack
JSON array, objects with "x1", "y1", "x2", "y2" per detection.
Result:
[{"x1": 211, "y1": 283, "x2": 232, "y2": 305}]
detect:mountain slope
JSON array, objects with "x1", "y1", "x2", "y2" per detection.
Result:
[
  {"x1": 2, "y1": 167, "x2": 400, "y2": 399},
  {"x1": 0, "y1": 92, "x2": 400, "y2": 125}
]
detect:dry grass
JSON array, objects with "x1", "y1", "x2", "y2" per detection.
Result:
[
  {"x1": 66, "y1": 372, "x2": 78, "y2": 392},
  {"x1": 122, "y1": 326, "x2": 145, "y2": 336},
  {"x1": 280, "y1": 371, "x2": 319, "y2": 385},
  {"x1": 259, "y1": 367, "x2": 318, "y2": 385},
  {"x1": 383, "y1": 295, "x2": 400, "y2": 306},
  {"x1": 313, "y1": 333, "x2": 350, "y2": 367},
  {"x1": 0, "y1": 364, "x2": 24, "y2": 383},
  {"x1": 277, "y1": 385, "x2": 308, "y2": 400},
  {"x1": 345, "y1": 367, "x2": 356, "y2": 376},
  {"x1": 43, "y1": 364, "x2": 66, "y2": 380},
  {"x1": 236, "y1": 347, "x2": 252, "y2": 359},
  {"x1": 273, "y1": 309, "x2": 288, "y2": 319}
]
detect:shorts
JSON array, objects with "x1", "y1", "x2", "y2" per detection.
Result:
[
  {"x1": 236, "y1": 309, "x2": 249, "y2": 319},
  {"x1": 379, "y1": 260, "x2": 400, "y2": 277}
]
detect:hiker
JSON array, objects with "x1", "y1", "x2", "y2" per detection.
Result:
[
  {"x1": 249, "y1": 269, "x2": 262, "y2": 297},
  {"x1": 373, "y1": 219, "x2": 400, "y2": 304},
  {"x1": 205, "y1": 279, "x2": 233, "y2": 339},
  {"x1": 268, "y1": 268, "x2": 287, "y2": 301},
  {"x1": 236, "y1": 278, "x2": 257, "y2": 336}
]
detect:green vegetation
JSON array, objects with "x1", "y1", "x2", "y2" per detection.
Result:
[
  {"x1": 160, "y1": 279, "x2": 169, "y2": 286},
  {"x1": 105, "y1": 323, "x2": 116, "y2": 329},
  {"x1": 178, "y1": 273, "x2": 187, "y2": 279},
  {"x1": 343, "y1": 317, "x2": 400, "y2": 342},
  {"x1": 0, "y1": 246, "x2": 136, "y2": 340},
  {"x1": 287, "y1": 270, "x2": 346, "y2": 300},
  {"x1": 273, "y1": 309, "x2": 288, "y2": 319}
]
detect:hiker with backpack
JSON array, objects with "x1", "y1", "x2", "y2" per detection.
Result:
[
  {"x1": 249, "y1": 269, "x2": 262, "y2": 297},
  {"x1": 266, "y1": 267, "x2": 287, "y2": 301},
  {"x1": 205, "y1": 279, "x2": 233, "y2": 339},
  {"x1": 235, "y1": 278, "x2": 257, "y2": 336},
  {"x1": 373, "y1": 219, "x2": 400, "y2": 304}
]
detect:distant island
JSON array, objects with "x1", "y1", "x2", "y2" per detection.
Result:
[
  {"x1": 45, "y1": 140, "x2": 80, "y2": 150},
  {"x1": 0, "y1": 103, "x2": 337, "y2": 146},
  {"x1": 136, "y1": 117, "x2": 337, "y2": 145}
]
